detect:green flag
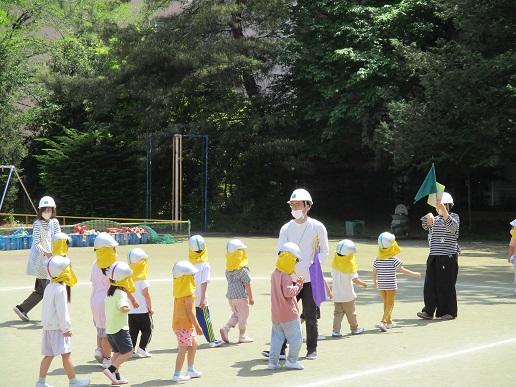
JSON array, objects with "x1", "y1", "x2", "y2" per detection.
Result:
[{"x1": 414, "y1": 163, "x2": 438, "y2": 203}]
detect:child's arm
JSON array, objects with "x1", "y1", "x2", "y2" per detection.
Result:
[
  {"x1": 398, "y1": 266, "x2": 421, "y2": 278},
  {"x1": 142, "y1": 287, "x2": 154, "y2": 315},
  {"x1": 185, "y1": 295, "x2": 203, "y2": 335},
  {"x1": 199, "y1": 282, "x2": 208, "y2": 308},
  {"x1": 324, "y1": 279, "x2": 333, "y2": 299},
  {"x1": 245, "y1": 283, "x2": 254, "y2": 305},
  {"x1": 128, "y1": 292, "x2": 139, "y2": 309},
  {"x1": 371, "y1": 268, "x2": 378, "y2": 288},
  {"x1": 352, "y1": 277, "x2": 368, "y2": 288},
  {"x1": 282, "y1": 276, "x2": 303, "y2": 297},
  {"x1": 508, "y1": 238, "x2": 516, "y2": 262}
]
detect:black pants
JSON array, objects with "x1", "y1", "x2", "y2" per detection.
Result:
[
  {"x1": 422, "y1": 254, "x2": 458, "y2": 318},
  {"x1": 281, "y1": 282, "x2": 318, "y2": 354},
  {"x1": 128, "y1": 313, "x2": 152, "y2": 350},
  {"x1": 18, "y1": 278, "x2": 49, "y2": 314}
]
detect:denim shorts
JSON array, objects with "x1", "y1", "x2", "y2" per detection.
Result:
[{"x1": 107, "y1": 329, "x2": 133, "y2": 354}]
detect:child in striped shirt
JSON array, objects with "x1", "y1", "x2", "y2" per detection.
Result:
[{"x1": 372, "y1": 232, "x2": 421, "y2": 332}]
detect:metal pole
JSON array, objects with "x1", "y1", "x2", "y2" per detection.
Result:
[
  {"x1": 0, "y1": 166, "x2": 14, "y2": 212},
  {"x1": 203, "y1": 135, "x2": 208, "y2": 232}
]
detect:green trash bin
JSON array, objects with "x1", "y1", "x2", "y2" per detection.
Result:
[{"x1": 345, "y1": 220, "x2": 365, "y2": 236}]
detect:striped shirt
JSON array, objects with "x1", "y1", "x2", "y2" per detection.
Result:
[
  {"x1": 225, "y1": 267, "x2": 251, "y2": 299},
  {"x1": 26, "y1": 218, "x2": 61, "y2": 278},
  {"x1": 373, "y1": 257, "x2": 402, "y2": 290},
  {"x1": 421, "y1": 213, "x2": 460, "y2": 255}
]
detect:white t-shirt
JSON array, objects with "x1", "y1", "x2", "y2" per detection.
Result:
[
  {"x1": 332, "y1": 270, "x2": 358, "y2": 302},
  {"x1": 193, "y1": 262, "x2": 211, "y2": 307},
  {"x1": 278, "y1": 217, "x2": 329, "y2": 282},
  {"x1": 128, "y1": 280, "x2": 150, "y2": 314}
]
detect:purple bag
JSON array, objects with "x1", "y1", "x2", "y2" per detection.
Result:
[{"x1": 309, "y1": 253, "x2": 327, "y2": 306}]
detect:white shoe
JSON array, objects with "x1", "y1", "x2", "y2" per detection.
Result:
[
  {"x1": 317, "y1": 335, "x2": 326, "y2": 340},
  {"x1": 238, "y1": 335, "x2": 254, "y2": 343},
  {"x1": 135, "y1": 347, "x2": 152, "y2": 358},
  {"x1": 331, "y1": 331, "x2": 342, "y2": 337},
  {"x1": 386, "y1": 322, "x2": 397, "y2": 329},
  {"x1": 306, "y1": 351, "x2": 317, "y2": 360},
  {"x1": 352, "y1": 327, "x2": 365, "y2": 335},
  {"x1": 267, "y1": 362, "x2": 280, "y2": 370},
  {"x1": 285, "y1": 360, "x2": 304, "y2": 370},
  {"x1": 113, "y1": 375, "x2": 128, "y2": 385},
  {"x1": 94, "y1": 347, "x2": 103, "y2": 363},
  {"x1": 103, "y1": 369, "x2": 117, "y2": 384},
  {"x1": 187, "y1": 370, "x2": 202, "y2": 378},
  {"x1": 35, "y1": 382, "x2": 53, "y2": 387},
  {"x1": 172, "y1": 374, "x2": 191, "y2": 382},
  {"x1": 377, "y1": 322, "x2": 387, "y2": 332},
  {"x1": 69, "y1": 379, "x2": 90, "y2": 386},
  {"x1": 102, "y1": 358, "x2": 112, "y2": 369},
  {"x1": 208, "y1": 339, "x2": 224, "y2": 348}
]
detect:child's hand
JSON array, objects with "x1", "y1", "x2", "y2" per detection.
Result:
[
  {"x1": 361, "y1": 282, "x2": 368, "y2": 288},
  {"x1": 195, "y1": 325, "x2": 203, "y2": 336},
  {"x1": 131, "y1": 299, "x2": 139, "y2": 309},
  {"x1": 414, "y1": 272, "x2": 422, "y2": 278},
  {"x1": 148, "y1": 307, "x2": 154, "y2": 315},
  {"x1": 425, "y1": 213, "x2": 435, "y2": 225},
  {"x1": 199, "y1": 299, "x2": 206, "y2": 309},
  {"x1": 63, "y1": 330, "x2": 72, "y2": 337},
  {"x1": 327, "y1": 290, "x2": 333, "y2": 300},
  {"x1": 248, "y1": 297, "x2": 254, "y2": 306}
]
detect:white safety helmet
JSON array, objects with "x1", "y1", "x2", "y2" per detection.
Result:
[
  {"x1": 94, "y1": 232, "x2": 119, "y2": 250},
  {"x1": 188, "y1": 235, "x2": 206, "y2": 252},
  {"x1": 336, "y1": 239, "x2": 356, "y2": 256},
  {"x1": 172, "y1": 260, "x2": 198, "y2": 278},
  {"x1": 440, "y1": 192, "x2": 454, "y2": 205},
  {"x1": 287, "y1": 188, "x2": 313, "y2": 205},
  {"x1": 107, "y1": 261, "x2": 133, "y2": 282},
  {"x1": 509, "y1": 219, "x2": 516, "y2": 227},
  {"x1": 53, "y1": 232, "x2": 71, "y2": 243},
  {"x1": 47, "y1": 255, "x2": 71, "y2": 278},
  {"x1": 279, "y1": 242, "x2": 302, "y2": 259},
  {"x1": 226, "y1": 239, "x2": 247, "y2": 253},
  {"x1": 378, "y1": 232, "x2": 396, "y2": 249},
  {"x1": 38, "y1": 196, "x2": 56, "y2": 209},
  {"x1": 127, "y1": 248, "x2": 148, "y2": 264}
]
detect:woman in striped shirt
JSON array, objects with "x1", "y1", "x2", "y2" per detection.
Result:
[
  {"x1": 14, "y1": 196, "x2": 61, "y2": 322},
  {"x1": 417, "y1": 192, "x2": 460, "y2": 320}
]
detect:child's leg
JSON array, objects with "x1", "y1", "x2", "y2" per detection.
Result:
[
  {"x1": 284, "y1": 320, "x2": 303, "y2": 363},
  {"x1": 138, "y1": 313, "x2": 153, "y2": 350},
  {"x1": 128, "y1": 314, "x2": 139, "y2": 350},
  {"x1": 224, "y1": 299, "x2": 239, "y2": 330},
  {"x1": 196, "y1": 306, "x2": 215, "y2": 342},
  {"x1": 61, "y1": 352, "x2": 76, "y2": 380},
  {"x1": 383, "y1": 290, "x2": 396, "y2": 324},
  {"x1": 342, "y1": 301, "x2": 358, "y2": 331},
  {"x1": 186, "y1": 340, "x2": 197, "y2": 369},
  {"x1": 268, "y1": 323, "x2": 286, "y2": 366},
  {"x1": 101, "y1": 336, "x2": 111, "y2": 358},
  {"x1": 235, "y1": 299, "x2": 250, "y2": 336},
  {"x1": 332, "y1": 303, "x2": 345, "y2": 333},
  {"x1": 174, "y1": 346, "x2": 188, "y2": 373},
  {"x1": 39, "y1": 356, "x2": 54, "y2": 378}
]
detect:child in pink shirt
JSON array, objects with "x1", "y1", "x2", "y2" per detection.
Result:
[{"x1": 267, "y1": 242, "x2": 304, "y2": 371}]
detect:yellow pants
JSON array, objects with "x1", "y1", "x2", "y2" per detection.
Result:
[{"x1": 379, "y1": 290, "x2": 396, "y2": 324}]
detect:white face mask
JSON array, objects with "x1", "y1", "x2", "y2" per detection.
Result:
[
  {"x1": 291, "y1": 209, "x2": 304, "y2": 220},
  {"x1": 42, "y1": 210, "x2": 52, "y2": 220}
]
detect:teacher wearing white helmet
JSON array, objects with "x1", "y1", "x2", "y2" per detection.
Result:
[
  {"x1": 278, "y1": 188, "x2": 329, "y2": 360},
  {"x1": 417, "y1": 192, "x2": 460, "y2": 320}
]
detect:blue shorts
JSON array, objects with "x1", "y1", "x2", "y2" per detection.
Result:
[{"x1": 107, "y1": 329, "x2": 133, "y2": 354}]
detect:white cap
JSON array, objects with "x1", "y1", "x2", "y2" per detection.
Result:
[
  {"x1": 378, "y1": 232, "x2": 396, "y2": 249},
  {"x1": 287, "y1": 188, "x2": 313, "y2": 205},
  {"x1": 279, "y1": 242, "x2": 302, "y2": 259},
  {"x1": 39, "y1": 196, "x2": 56, "y2": 209},
  {"x1": 127, "y1": 248, "x2": 148, "y2": 263},
  {"x1": 336, "y1": 239, "x2": 356, "y2": 256},
  {"x1": 510, "y1": 219, "x2": 516, "y2": 227},
  {"x1": 441, "y1": 192, "x2": 454, "y2": 205},
  {"x1": 226, "y1": 239, "x2": 247, "y2": 253},
  {"x1": 47, "y1": 255, "x2": 71, "y2": 278},
  {"x1": 94, "y1": 232, "x2": 119, "y2": 249},
  {"x1": 173, "y1": 260, "x2": 198, "y2": 278},
  {"x1": 188, "y1": 235, "x2": 206, "y2": 251},
  {"x1": 53, "y1": 232, "x2": 70, "y2": 243},
  {"x1": 107, "y1": 261, "x2": 133, "y2": 282}
]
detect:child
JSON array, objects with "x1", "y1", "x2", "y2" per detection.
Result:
[
  {"x1": 128, "y1": 248, "x2": 154, "y2": 357},
  {"x1": 508, "y1": 219, "x2": 516, "y2": 295},
  {"x1": 15, "y1": 196, "x2": 61, "y2": 321},
  {"x1": 220, "y1": 239, "x2": 254, "y2": 343},
  {"x1": 172, "y1": 260, "x2": 204, "y2": 382},
  {"x1": 36, "y1": 232, "x2": 90, "y2": 387},
  {"x1": 331, "y1": 239, "x2": 367, "y2": 337},
  {"x1": 103, "y1": 262, "x2": 135, "y2": 385},
  {"x1": 372, "y1": 232, "x2": 421, "y2": 332},
  {"x1": 188, "y1": 235, "x2": 223, "y2": 348},
  {"x1": 268, "y1": 242, "x2": 305, "y2": 370},
  {"x1": 90, "y1": 232, "x2": 121, "y2": 369}
]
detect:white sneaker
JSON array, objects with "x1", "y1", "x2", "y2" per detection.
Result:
[
  {"x1": 103, "y1": 369, "x2": 117, "y2": 384},
  {"x1": 285, "y1": 360, "x2": 304, "y2": 370},
  {"x1": 187, "y1": 370, "x2": 202, "y2": 378},
  {"x1": 35, "y1": 382, "x2": 53, "y2": 387},
  {"x1": 208, "y1": 339, "x2": 224, "y2": 348},
  {"x1": 352, "y1": 327, "x2": 365, "y2": 334},
  {"x1": 112, "y1": 376, "x2": 128, "y2": 385},
  {"x1": 94, "y1": 347, "x2": 103, "y2": 363},
  {"x1": 172, "y1": 374, "x2": 191, "y2": 382},
  {"x1": 102, "y1": 358, "x2": 112, "y2": 369},
  {"x1": 69, "y1": 379, "x2": 90, "y2": 386},
  {"x1": 238, "y1": 335, "x2": 254, "y2": 343},
  {"x1": 377, "y1": 322, "x2": 387, "y2": 332},
  {"x1": 331, "y1": 331, "x2": 342, "y2": 337},
  {"x1": 317, "y1": 335, "x2": 327, "y2": 340},
  {"x1": 306, "y1": 351, "x2": 317, "y2": 360},
  {"x1": 385, "y1": 322, "x2": 397, "y2": 329},
  {"x1": 135, "y1": 347, "x2": 152, "y2": 358},
  {"x1": 267, "y1": 362, "x2": 280, "y2": 370}
]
